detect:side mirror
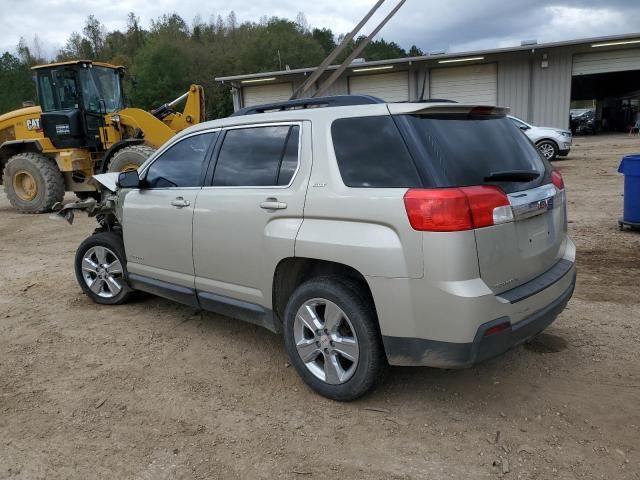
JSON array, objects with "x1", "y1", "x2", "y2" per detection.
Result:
[
  {"x1": 117, "y1": 170, "x2": 140, "y2": 189},
  {"x1": 519, "y1": 125, "x2": 529, "y2": 131}
]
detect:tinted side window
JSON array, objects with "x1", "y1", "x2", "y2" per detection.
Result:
[
  {"x1": 145, "y1": 132, "x2": 216, "y2": 188},
  {"x1": 212, "y1": 125, "x2": 299, "y2": 187},
  {"x1": 331, "y1": 116, "x2": 421, "y2": 188}
]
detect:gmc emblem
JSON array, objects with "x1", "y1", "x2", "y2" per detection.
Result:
[{"x1": 537, "y1": 197, "x2": 554, "y2": 210}]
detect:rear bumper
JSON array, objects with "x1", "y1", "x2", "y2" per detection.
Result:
[{"x1": 382, "y1": 271, "x2": 575, "y2": 368}]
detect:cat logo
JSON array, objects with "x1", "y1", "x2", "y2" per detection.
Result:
[{"x1": 26, "y1": 118, "x2": 41, "y2": 131}]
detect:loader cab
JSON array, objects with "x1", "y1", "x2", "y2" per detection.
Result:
[{"x1": 32, "y1": 61, "x2": 125, "y2": 150}]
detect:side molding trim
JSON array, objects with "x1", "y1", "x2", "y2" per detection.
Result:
[{"x1": 197, "y1": 291, "x2": 279, "y2": 334}]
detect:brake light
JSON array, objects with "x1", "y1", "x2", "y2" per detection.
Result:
[
  {"x1": 404, "y1": 186, "x2": 512, "y2": 232},
  {"x1": 551, "y1": 170, "x2": 564, "y2": 190}
]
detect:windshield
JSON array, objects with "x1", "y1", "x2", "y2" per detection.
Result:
[
  {"x1": 79, "y1": 67, "x2": 123, "y2": 113},
  {"x1": 396, "y1": 114, "x2": 550, "y2": 193}
]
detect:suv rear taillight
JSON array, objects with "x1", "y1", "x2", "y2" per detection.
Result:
[
  {"x1": 404, "y1": 186, "x2": 513, "y2": 232},
  {"x1": 551, "y1": 170, "x2": 564, "y2": 190}
]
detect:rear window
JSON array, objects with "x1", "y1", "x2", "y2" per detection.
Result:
[
  {"x1": 331, "y1": 116, "x2": 421, "y2": 188},
  {"x1": 397, "y1": 114, "x2": 549, "y2": 193}
]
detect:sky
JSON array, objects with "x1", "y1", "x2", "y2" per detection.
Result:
[{"x1": 1, "y1": 0, "x2": 639, "y2": 60}]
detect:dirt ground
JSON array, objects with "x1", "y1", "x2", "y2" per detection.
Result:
[{"x1": 1, "y1": 134, "x2": 639, "y2": 480}]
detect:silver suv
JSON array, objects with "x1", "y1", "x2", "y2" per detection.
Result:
[{"x1": 62, "y1": 96, "x2": 576, "y2": 401}]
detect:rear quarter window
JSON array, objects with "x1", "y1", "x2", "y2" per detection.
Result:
[{"x1": 331, "y1": 116, "x2": 421, "y2": 188}]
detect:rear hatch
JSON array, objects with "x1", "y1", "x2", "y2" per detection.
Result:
[{"x1": 393, "y1": 106, "x2": 567, "y2": 294}]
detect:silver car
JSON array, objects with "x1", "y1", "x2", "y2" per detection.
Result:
[
  {"x1": 509, "y1": 115, "x2": 573, "y2": 160},
  {"x1": 63, "y1": 97, "x2": 576, "y2": 401}
]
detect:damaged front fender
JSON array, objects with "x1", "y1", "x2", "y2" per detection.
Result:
[
  {"x1": 53, "y1": 196, "x2": 117, "y2": 225},
  {"x1": 52, "y1": 172, "x2": 123, "y2": 228}
]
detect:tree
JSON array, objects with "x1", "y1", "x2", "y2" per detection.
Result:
[
  {"x1": 215, "y1": 15, "x2": 225, "y2": 34},
  {"x1": 129, "y1": 39, "x2": 191, "y2": 110},
  {"x1": 295, "y1": 12, "x2": 310, "y2": 33},
  {"x1": 83, "y1": 15, "x2": 106, "y2": 58},
  {"x1": 362, "y1": 38, "x2": 407, "y2": 61},
  {"x1": 312, "y1": 28, "x2": 336, "y2": 56},
  {"x1": 103, "y1": 31, "x2": 127, "y2": 61},
  {"x1": 0, "y1": 52, "x2": 36, "y2": 113},
  {"x1": 57, "y1": 32, "x2": 93, "y2": 60},
  {"x1": 408, "y1": 45, "x2": 425, "y2": 57},
  {"x1": 150, "y1": 13, "x2": 189, "y2": 40},
  {"x1": 31, "y1": 36, "x2": 46, "y2": 63},
  {"x1": 126, "y1": 12, "x2": 145, "y2": 53},
  {"x1": 226, "y1": 11, "x2": 238, "y2": 31},
  {"x1": 192, "y1": 17, "x2": 204, "y2": 43},
  {"x1": 239, "y1": 18, "x2": 325, "y2": 73},
  {"x1": 16, "y1": 37, "x2": 33, "y2": 65}
]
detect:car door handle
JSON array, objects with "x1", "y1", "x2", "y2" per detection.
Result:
[
  {"x1": 171, "y1": 197, "x2": 190, "y2": 208},
  {"x1": 260, "y1": 198, "x2": 287, "y2": 210}
]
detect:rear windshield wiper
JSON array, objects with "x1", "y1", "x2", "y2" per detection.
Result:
[{"x1": 484, "y1": 170, "x2": 541, "y2": 183}]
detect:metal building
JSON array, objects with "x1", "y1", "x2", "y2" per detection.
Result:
[{"x1": 216, "y1": 33, "x2": 640, "y2": 130}]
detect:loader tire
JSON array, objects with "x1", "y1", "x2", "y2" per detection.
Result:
[
  {"x1": 3, "y1": 152, "x2": 65, "y2": 214},
  {"x1": 108, "y1": 145, "x2": 155, "y2": 173}
]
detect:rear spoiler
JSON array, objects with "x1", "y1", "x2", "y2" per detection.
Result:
[{"x1": 387, "y1": 103, "x2": 510, "y2": 116}]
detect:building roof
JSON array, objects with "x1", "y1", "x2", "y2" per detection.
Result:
[{"x1": 215, "y1": 32, "x2": 640, "y2": 83}]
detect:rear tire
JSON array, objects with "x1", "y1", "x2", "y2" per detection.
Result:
[
  {"x1": 75, "y1": 232, "x2": 134, "y2": 305},
  {"x1": 536, "y1": 140, "x2": 558, "y2": 161},
  {"x1": 283, "y1": 276, "x2": 387, "y2": 401},
  {"x1": 3, "y1": 152, "x2": 64, "y2": 213},
  {"x1": 107, "y1": 145, "x2": 155, "y2": 173}
]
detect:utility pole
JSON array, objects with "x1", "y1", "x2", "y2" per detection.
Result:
[
  {"x1": 314, "y1": 0, "x2": 407, "y2": 98},
  {"x1": 289, "y1": 0, "x2": 387, "y2": 100}
]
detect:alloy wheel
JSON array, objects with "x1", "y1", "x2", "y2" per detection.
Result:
[
  {"x1": 293, "y1": 298, "x2": 360, "y2": 385},
  {"x1": 81, "y1": 246, "x2": 124, "y2": 298},
  {"x1": 539, "y1": 143, "x2": 555, "y2": 160}
]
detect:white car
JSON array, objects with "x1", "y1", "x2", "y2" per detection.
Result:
[{"x1": 509, "y1": 116, "x2": 572, "y2": 161}]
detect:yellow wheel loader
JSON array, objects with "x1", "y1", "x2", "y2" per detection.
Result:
[{"x1": 0, "y1": 60, "x2": 205, "y2": 213}]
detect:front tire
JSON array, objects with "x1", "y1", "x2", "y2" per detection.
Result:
[
  {"x1": 283, "y1": 276, "x2": 386, "y2": 401},
  {"x1": 536, "y1": 140, "x2": 558, "y2": 161},
  {"x1": 107, "y1": 145, "x2": 155, "y2": 173},
  {"x1": 74, "y1": 232, "x2": 133, "y2": 305},
  {"x1": 3, "y1": 152, "x2": 64, "y2": 213}
]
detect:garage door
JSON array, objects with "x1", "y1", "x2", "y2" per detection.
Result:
[
  {"x1": 348, "y1": 72, "x2": 409, "y2": 102},
  {"x1": 573, "y1": 49, "x2": 640, "y2": 76},
  {"x1": 430, "y1": 63, "x2": 497, "y2": 104},
  {"x1": 243, "y1": 83, "x2": 293, "y2": 107}
]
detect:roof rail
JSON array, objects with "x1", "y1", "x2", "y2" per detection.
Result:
[
  {"x1": 417, "y1": 98, "x2": 458, "y2": 104},
  {"x1": 231, "y1": 95, "x2": 385, "y2": 117}
]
